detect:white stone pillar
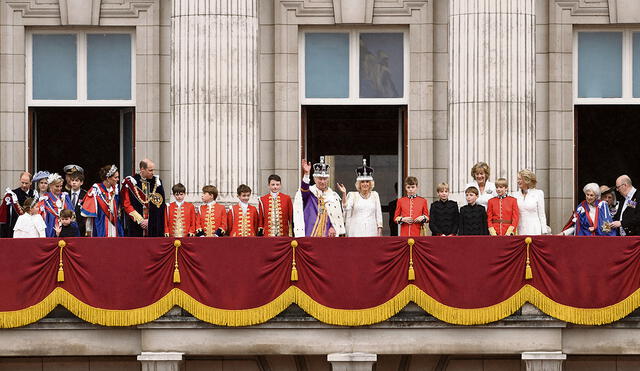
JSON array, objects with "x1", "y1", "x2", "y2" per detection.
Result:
[
  {"x1": 448, "y1": 0, "x2": 535, "y2": 192},
  {"x1": 522, "y1": 351, "x2": 566, "y2": 371},
  {"x1": 137, "y1": 352, "x2": 184, "y2": 371},
  {"x1": 327, "y1": 353, "x2": 377, "y2": 371},
  {"x1": 171, "y1": 0, "x2": 259, "y2": 202}
]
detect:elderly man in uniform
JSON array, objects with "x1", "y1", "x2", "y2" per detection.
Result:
[
  {"x1": 121, "y1": 158, "x2": 166, "y2": 237},
  {"x1": 293, "y1": 157, "x2": 345, "y2": 237},
  {"x1": 0, "y1": 172, "x2": 34, "y2": 238}
]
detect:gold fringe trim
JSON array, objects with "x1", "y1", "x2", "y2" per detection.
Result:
[
  {"x1": 294, "y1": 286, "x2": 411, "y2": 326},
  {"x1": 3, "y1": 286, "x2": 640, "y2": 328},
  {"x1": 175, "y1": 287, "x2": 296, "y2": 327}
]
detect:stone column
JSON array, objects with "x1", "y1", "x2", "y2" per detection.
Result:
[
  {"x1": 522, "y1": 351, "x2": 566, "y2": 371},
  {"x1": 448, "y1": 0, "x2": 535, "y2": 192},
  {"x1": 171, "y1": 0, "x2": 259, "y2": 202},
  {"x1": 137, "y1": 352, "x2": 184, "y2": 371},
  {"x1": 327, "y1": 353, "x2": 377, "y2": 371}
]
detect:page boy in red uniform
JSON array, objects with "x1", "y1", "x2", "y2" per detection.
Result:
[
  {"x1": 227, "y1": 184, "x2": 261, "y2": 237},
  {"x1": 196, "y1": 185, "x2": 227, "y2": 237},
  {"x1": 486, "y1": 177, "x2": 519, "y2": 236},
  {"x1": 393, "y1": 176, "x2": 429, "y2": 236},
  {"x1": 258, "y1": 174, "x2": 293, "y2": 237},
  {"x1": 164, "y1": 183, "x2": 197, "y2": 237}
]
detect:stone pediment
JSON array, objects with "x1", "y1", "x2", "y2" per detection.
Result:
[
  {"x1": 7, "y1": 0, "x2": 153, "y2": 24},
  {"x1": 279, "y1": 0, "x2": 428, "y2": 24}
]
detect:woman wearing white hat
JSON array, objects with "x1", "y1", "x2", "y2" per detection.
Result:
[{"x1": 337, "y1": 159, "x2": 383, "y2": 237}]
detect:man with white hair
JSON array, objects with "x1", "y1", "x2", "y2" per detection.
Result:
[
  {"x1": 293, "y1": 157, "x2": 345, "y2": 237},
  {"x1": 611, "y1": 175, "x2": 640, "y2": 236}
]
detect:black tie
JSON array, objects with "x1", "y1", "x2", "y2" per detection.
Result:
[{"x1": 72, "y1": 193, "x2": 77, "y2": 207}]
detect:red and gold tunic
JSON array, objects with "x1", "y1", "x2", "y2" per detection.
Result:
[
  {"x1": 196, "y1": 202, "x2": 227, "y2": 237},
  {"x1": 486, "y1": 195, "x2": 519, "y2": 236},
  {"x1": 164, "y1": 201, "x2": 197, "y2": 237},
  {"x1": 393, "y1": 196, "x2": 429, "y2": 236},
  {"x1": 227, "y1": 204, "x2": 260, "y2": 237},
  {"x1": 258, "y1": 193, "x2": 293, "y2": 237}
]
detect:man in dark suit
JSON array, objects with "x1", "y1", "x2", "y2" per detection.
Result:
[
  {"x1": 611, "y1": 175, "x2": 640, "y2": 236},
  {"x1": 1, "y1": 172, "x2": 35, "y2": 237}
]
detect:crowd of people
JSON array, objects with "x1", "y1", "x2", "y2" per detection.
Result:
[{"x1": 1, "y1": 157, "x2": 639, "y2": 238}]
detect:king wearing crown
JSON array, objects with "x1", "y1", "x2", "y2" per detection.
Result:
[{"x1": 293, "y1": 157, "x2": 345, "y2": 237}]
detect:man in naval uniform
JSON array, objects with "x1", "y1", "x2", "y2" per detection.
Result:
[{"x1": 293, "y1": 157, "x2": 345, "y2": 237}]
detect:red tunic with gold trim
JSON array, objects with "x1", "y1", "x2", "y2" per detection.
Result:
[
  {"x1": 486, "y1": 195, "x2": 520, "y2": 236},
  {"x1": 227, "y1": 204, "x2": 260, "y2": 237},
  {"x1": 393, "y1": 196, "x2": 429, "y2": 236},
  {"x1": 196, "y1": 202, "x2": 227, "y2": 237},
  {"x1": 164, "y1": 201, "x2": 197, "y2": 237},
  {"x1": 258, "y1": 193, "x2": 293, "y2": 237}
]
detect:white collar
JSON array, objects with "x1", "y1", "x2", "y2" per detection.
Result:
[
  {"x1": 270, "y1": 192, "x2": 279, "y2": 198},
  {"x1": 176, "y1": 200, "x2": 184, "y2": 207},
  {"x1": 205, "y1": 201, "x2": 216, "y2": 206},
  {"x1": 627, "y1": 187, "x2": 637, "y2": 200}
]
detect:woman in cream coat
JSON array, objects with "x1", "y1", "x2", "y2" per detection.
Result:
[
  {"x1": 514, "y1": 169, "x2": 550, "y2": 235},
  {"x1": 337, "y1": 160, "x2": 383, "y2": 237}
]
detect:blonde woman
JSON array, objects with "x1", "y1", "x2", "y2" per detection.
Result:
[
  {"x1": 337, "y1": 160, "x2": 383, "y2": 237},
  {"x1": 514, "y1": 169, "x2": 550, "y2": 235},
  {"x1": 465, "y1": 162, "x2": 496, "y2": 208}
]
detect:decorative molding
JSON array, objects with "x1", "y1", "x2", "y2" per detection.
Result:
[
  {"x1": 6, "y1": 1, "x2": 60, "y2": 19},
  {"x1": 100, "y1": 0, "x2": 154, "y2": 19},
  {"x1": 332, "y1": 0, "x2": 374, "y2": 23},
  {"x1": 554, "y1": 0, "x2": 609, "y2": 17},
  {"x1": 59, "y1": 0, "x2": 101, "y2": 25},
  {"x1": 280, "y1": 0, "x2": 334, "y2": 18},
  {"x1": 372, "y1": 0, "x2": 428, "y2": 17},
  {"x1": 279, "y1": 0, "x2": 428, "y2": 21},
  {"x1": 6, "y1": 0, "x2": 153, "y2": 21},
  {"x1": 608, "y1": 0, "x2": 640, "y2": 24}
]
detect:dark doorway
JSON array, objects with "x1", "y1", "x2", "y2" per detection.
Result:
[
  {"x1": 32, "y1": 107, "x2": 135, "y2": 187},
  {"x1": 576, "y1": 105, "x2": 640, "y2": 202},
  {"x1": 303, "y1": 105, "x2": 405, "y2": 235}
]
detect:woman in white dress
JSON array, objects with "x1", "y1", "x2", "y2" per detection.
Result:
[
  {"x1": 465, "y1": 162, "x2": 496, "y2": 209},
  {"x1": 337, "y1": 160, "x2": 383, "y2": 237},
  {"x1": 514, "y1": 169, "x2": 550, "y2": 235}
]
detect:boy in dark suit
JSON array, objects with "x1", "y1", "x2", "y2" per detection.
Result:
[{"x1": 67, "y1": 171, "x2": 87, "y2": 237}]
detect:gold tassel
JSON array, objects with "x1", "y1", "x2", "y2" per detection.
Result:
[
  {"x1": 173, "y1": 240, "x2": 181, "y2": 284},
  {"x1": 57, "y1": 240, "x2": 66, "y2": 283},
  {"x1": 524, "y1": 237, "x2": 533, "y2": 280},
  {"x1": 291, "y1": 240, "x2": 299, "y2": 282},
  {"x1": 408, "y1": 238, "x2": 415, "y2": 281}
]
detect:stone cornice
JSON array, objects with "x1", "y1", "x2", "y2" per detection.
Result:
[
  {"x1": 554, "y1": 0, "x2": 609, "y2": 17},
  {"x1": 6, "y1": 0, "x2": 154, "y2": 21},
  {"x1": 279, "y1": 0, "x2": 428, "y2": 22}
]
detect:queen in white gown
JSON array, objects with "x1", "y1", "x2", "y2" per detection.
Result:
[
  {"x1": 337, "y1": 160, "x2": 383, "y2": 237},
  {"x1": 514, "y1": 169, "x2": 550, "y2": 235}
]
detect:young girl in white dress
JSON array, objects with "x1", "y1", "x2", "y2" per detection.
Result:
[
  {"x1": 13, "y1": 198, "x2": 46, "y2": 238},
  {"x1": 337, "y1": 159, "x2": 383, "y2": 237}
]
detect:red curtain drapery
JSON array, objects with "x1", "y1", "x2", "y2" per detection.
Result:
[{"x1": 1, "y1": 236, "x2": 639, "y2": 327}]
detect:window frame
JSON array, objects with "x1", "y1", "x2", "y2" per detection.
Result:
[
  {"x1": 299, "y1": 27, "x2": 409, "y2": 105},
  {"x1": 26, "y1": 29, "x2": 136, "y2": 107},
  {"x1": 574, "y1": 28, "x2": 637, "y2": 105}
]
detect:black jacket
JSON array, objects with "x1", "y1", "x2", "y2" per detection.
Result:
[
  {"x1": 69, "y1": 188, "x2": 87, "y2": 237},
  {"x1": 614, "y1": 189, "x2": 640, "y2": 236},
  {"x1": 459, "y1": 203, "x2": 489, "y2": 236},
  {"x1": 429, "y1": 199, "x2": 459, "y2": 235}
]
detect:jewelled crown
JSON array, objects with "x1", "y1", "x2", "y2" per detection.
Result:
[
  {"x1": 356, "y1": 159, "x2": 374, "y2": 181},
  {"x1": 313, "y1": 156, "x2": 330, "y2": 178}
]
